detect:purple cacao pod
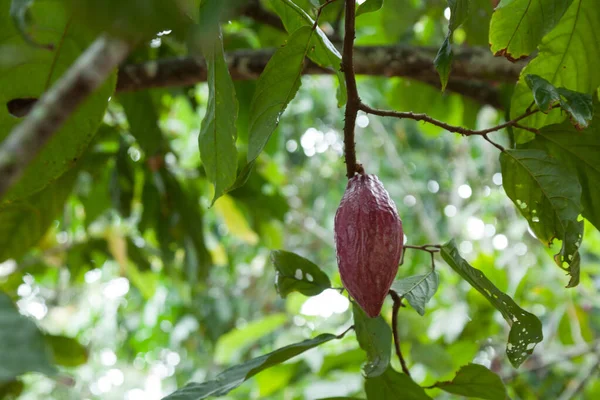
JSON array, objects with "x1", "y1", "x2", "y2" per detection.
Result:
[{"x1": 334, "y1": 174, "x2": 403, "y2": 317}]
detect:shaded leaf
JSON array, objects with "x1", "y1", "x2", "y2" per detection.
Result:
[
  {"x1": 0, "y1": 379, "x2": 23, "y2": 398},
  {"x1": 525, "y1": 74, "x2": 561, "y2": 112},
  {"x1": 353, "y1": 303, "x2": 391, "y2": 377},
  {"x1": 119, "y1": 91, "x2": 165, "y2": 155},
  {"x1": 163, "y1": 333, "x2": 342, "y2": 400},
  {"x1": 490, "y1": 0, "x2": 572, "y2": 60},
  {"x1": 500, "y1": 149, "x2": 583, "y2": 287},
  {"x1": 271, "y1": 250, "x2": 331, "y2": 298},
  {"x1": 109, "y1": 141, "x2": 135, "y2": 218},
  {"x1": 391, "y1": 271, "x2": 439, "y2": 316},
  {"x1": 431, "y1": 363, "x2": 507, "y2": 400},
  {"x1": 0, "y1": 291, "x2": 56, "y2": 383},
  {"x1": 434, "y1": 0, "x2": 469, "y2": 90},
  {"x1": 441, "y1": 240, "x2": 543, "y2": 367},
  {"x1": 356, "y1": 0, "x2": 384, "y2": 17},
  {"x1": 44, "y1": 334, "x2": 88, "y2": 367},
  {"x1": 365, "y1": 366, "x2": 432, "y2": 400}
]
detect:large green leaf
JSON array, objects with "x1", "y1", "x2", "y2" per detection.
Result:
[
  {"x1": 353, "y1": 303, "x2": 391, "y2": 378},
  {"x1": 433, "y1": 0, "x2": 469, "y2": 90},
  {"x1": 162, "y1": 333, "x2": 342, "y2": 400},
  {"x1": 0, "y1": 168, "x2": 77, "y2": 262},
  {"x1": 509, "y1": 0, "x2": 600, "y2": 142},
  {"x1": 44, "y1": 334, "x2": 88, "y2": 367},
  {"x1": 500, "y1": 149, "x2": 583, "y2": 286},
  {"x1": 0, "y1": 291, "x2": 56, "y2": 383},
  {"x1": 430, "y1": 364, "x2": 507, "y2": 400},
  {"x1": 269, "y1": 0, "x2": 346, "y2": 106},
  {"x1": 271, "y1": 250, "x2": 331, "y2": 298},
  {"x1": 247, "y1": 26, "x2": 314, "y2": 162},
  {"x1": 198, "y1": 27, "x2": 239, "y2": 204},
  {"x1": 364, "y1": 367, "x2": 432, "y2": 400},
  {"x1": 390, "y1": 271, "x2": 439, "y2": 316},
  {"x1": 0, "y1": 1, "x2": 116, "y2": 202},
  {"x1": 489, "y1": 0, "x2": 572, "y2": 61},
  {"x1": 523, "y1": 113, "x2": 600, "y2": 231},
  {"x1": 441, "y1": 240, "x2": 543, "y2": 368}
]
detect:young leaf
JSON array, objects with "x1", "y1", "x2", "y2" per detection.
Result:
[
  {"x1": 247, "y1": 26, "x2": 314, "y2": 163},
  {"x1": 500, "y1": 149, "x2": 583, "y2": 287},
  {"x1": 509, "y1": 0, "x2": 600, "y2": 142},
  {"x1": 356, "y1": 0, "x2": 384, "y2": 17},
  {"x1": 271, "y1": 250, "x2": 331, "y2": 298},
  {"x1": 0, "y1": 291, "x2": 57, "y2": 382},
  {"x1": 441, "y1": 240, "x2": 543, "y2": 368},
  {"x1": 433, "y1": 0, "x2": 469, "y2": 90},
  {"x1": 524, "y1": 112, "x2": 600, "y2": 231},
  {"x1": 353, "y1": 303, "x2": 392, "y2": 378},
  {"x1": 430, "y1": 364, "x2": 507, "y2": 400},
  {"x1": 490, "y1": 0, "x2": 572, "y2": 61},
  {"x1": 199, "y1": 27, "x2": 239, "y2": 204},
  {"x1": 390, "y1": 271, "x2": 439, "y2": 316},
  {"x1": 162, "y1": 333, "x2": 344, "y2": 400},
  {"x1": 44, "y1": 335, "x2": 89, "y2": 367},
  {"x1": 365, "y1": 367, "x2": 432, "y2": 400}
]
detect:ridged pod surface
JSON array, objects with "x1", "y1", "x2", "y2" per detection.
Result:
[{"x1": 334, "y1": 174, "x2": 403, "y2": 317}]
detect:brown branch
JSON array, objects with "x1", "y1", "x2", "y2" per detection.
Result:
[
  {"x1": 389, "y1": 290, "x2": 411, "y2": 376},
  {"x1": 342, "y1": 0, "x2": 360, "y2": 178},
  {"x1": 0, "y1": 35, "x2": 130, "y2": 200}
]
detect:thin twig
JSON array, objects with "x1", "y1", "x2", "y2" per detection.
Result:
[
  {"x1": 0, "y1": 35, "x2": 130, "y2": 199},
  {"x1": 342, "y1": 0, "x2": 360, "y2": 178},
  {"x1": 313, "y1": 0, "x2": 340, "y2": 29},
  {"x1": 389, "y1": 290, "x2": 411, "y2": 376},
  {"x1": 337, "y1": 324, "x2": 355, "y2": 338}
]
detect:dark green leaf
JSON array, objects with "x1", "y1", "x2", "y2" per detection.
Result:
[
  {"x1": 525, "y1": 75, "x2": 561, "y2": 112},
  {"x1": 0, "y1": 291, "x2": 56, "y2": 382},
  {"x1": 433, "y1": 37, "x2": 452, "y2": 91},
  {"x1": 431, "y1": 363, "x2": 507, "y2": 400},
  {"x1": 44, "y1": 335, "x2": 88, "y2": 367},
  {"x1": 523, "y1": 112, "x2": 600, "y2": 231},
  {"x1": 356, "y1": 0, "x2": 384, "y2": 17},
  {"x1": 500, "y1": 149, "x2": 583, "y2": 287},
  {"x1": 490, "y1": 0, "x2": 572, "y2": 60},
  {"x1": 119, "y1": 91, "x2": 165, "y2": 155},
  {"x1": 0, "y1": 379, "x2": 23, "y2": 399},
  {"x1": 162, "y1": 333, "x2": 342, "y2": 400},
  {"x1": 441, "y1": 240, "x2": 543, "y2": 367},
  {"x1": 110, "y1": 142, "x2": 135, "y2": 218},
  {"x1": 353, "y1": 303, "x2": 391, "y2": 378},
  {"x1": 365, "y1": 367, "x2": 432, "y2": 400},
  {"x1": 271, "y1": 250, "x2": 331, "y2": 297},
  {"x1": 390, "y1": 271, "x2": 439, "y2": 316}
]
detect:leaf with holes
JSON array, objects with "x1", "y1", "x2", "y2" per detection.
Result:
[
  {"x1": 365, "y1": 367, "x2": 432, "y2": 400},
  {"x1": 509, "y1": 0, "x2": 600, "y2": 142},
  {"x1": 431, "y1": 364, "x2": 507, "y2": 400},
  {"x1": 353, "y1": 303, "x2": 391, "y2": 378},
  {"x1": 390, "y1": 271, "x2": 439, "y2": 316},
  {"x1": 271, "y1": 250, "x2": 331, "y2": 298},
  {"x1": 434, "y1": 0, "x2": 469, "y2": 90},
  {"x1": 500, "y1": 149, "x2": 583, "y2": 287},
  {"x1": 441, "y1": 240, "x2": 543, "y2": 368},
  {"x1": 490, "y1": 0, "x2": 572, "y2": 61},
  {"x1": 162, "y1": 333, "x2": 343, "y2": 400},
  {"x1": 0, "y1": 1, "x2": 116, "y2": 202}
]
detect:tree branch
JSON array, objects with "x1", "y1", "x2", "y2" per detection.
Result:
[
  {"x1": 0, "y1": 35, "x2": 130, "y2": 199},
  {"x1": 389, "y1": 290, "x2": 411, "y2": 376},
  {"x1": 342, "y1": 0, "x2": 360, "y2": 178}
]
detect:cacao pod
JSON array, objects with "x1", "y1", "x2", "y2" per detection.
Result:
[{"x1": 334, "y1": 174, "x2": 403, "y2": 317}]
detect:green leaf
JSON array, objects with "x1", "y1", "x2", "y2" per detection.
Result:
[
  {"x1": 9, "y1": 0, "x2": 45, "y2": 48},
  {"x1": 525, "y1": 74, "x2": 593, "y2": 129},
  {"x1": 390, "y1": 271, "x2": 439, "y2": 316},
  {"x1": 523, "y1": 112, "x2": 600, "y2": 231},
  {"x1": 500, "y1": 149, "x2": 583, "y2": 287},
  {"x1": 247, "y1": 26, "x2": 315, "y2": 162},
  {"x1": 365, "y1": 367, "x2": 432, "y2": 400},
  {"x1": 0, "y1": 1, "x2": 116, "y2": 202},
  {"x1": 162, "y1": 333, "x2": 342, "y2": 400},
  {"x1": 490, "y1": 0, "x2": 573, "y2": 61},
  {"x1": 214, "y1": 314, "x2": 287, "y2": 364},
  {"x1": 440, "y1": 240, "x2": 543, "y2": 368},
  {"x1": 0, "y1": 291, "x2": 56, "y2": 382},
  {"x1": 119, "y1": 92, "x2": 165, "y2": 155},
  {"x1": 509, "y1": 0, "x2": 600, "y2": 142},
  {"x1": 0, "y1": 379, "x2": 24, "y2": 398},
  {"x1": 431, "y1": 363, "x2": 507, "y2": 400},
  {"x1": 0, "y1": 168, "x2": 77, "y2": 262},
  {"x1": 109, "y1": 141, "x2": 135, "y2": 218},
  {"x1": 271, "y1": 250, "x2": 331, "y2": 298},
  {"x1": 434, "y1": 0, "x2": 469, "y2": 90},
  {"x1": 353, "y1": 303, "x2": 392, "y2": 378},
  {"x1": 199, "y1": 27, "x2": 239, "y2": 204},
  {"x1": 269, "y1": 0, "x2": 346, "y2": 106},
  {"x1": 356, "y1": 0, "x2": 384, "y2": 17},
  {"x1": 44, "y1": 334, "x2": 88, "y2": 367}
]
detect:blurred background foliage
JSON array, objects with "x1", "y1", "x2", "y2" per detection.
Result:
[{"x1": 1, "y1": 0, "x2": 600, "y2": 399}]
